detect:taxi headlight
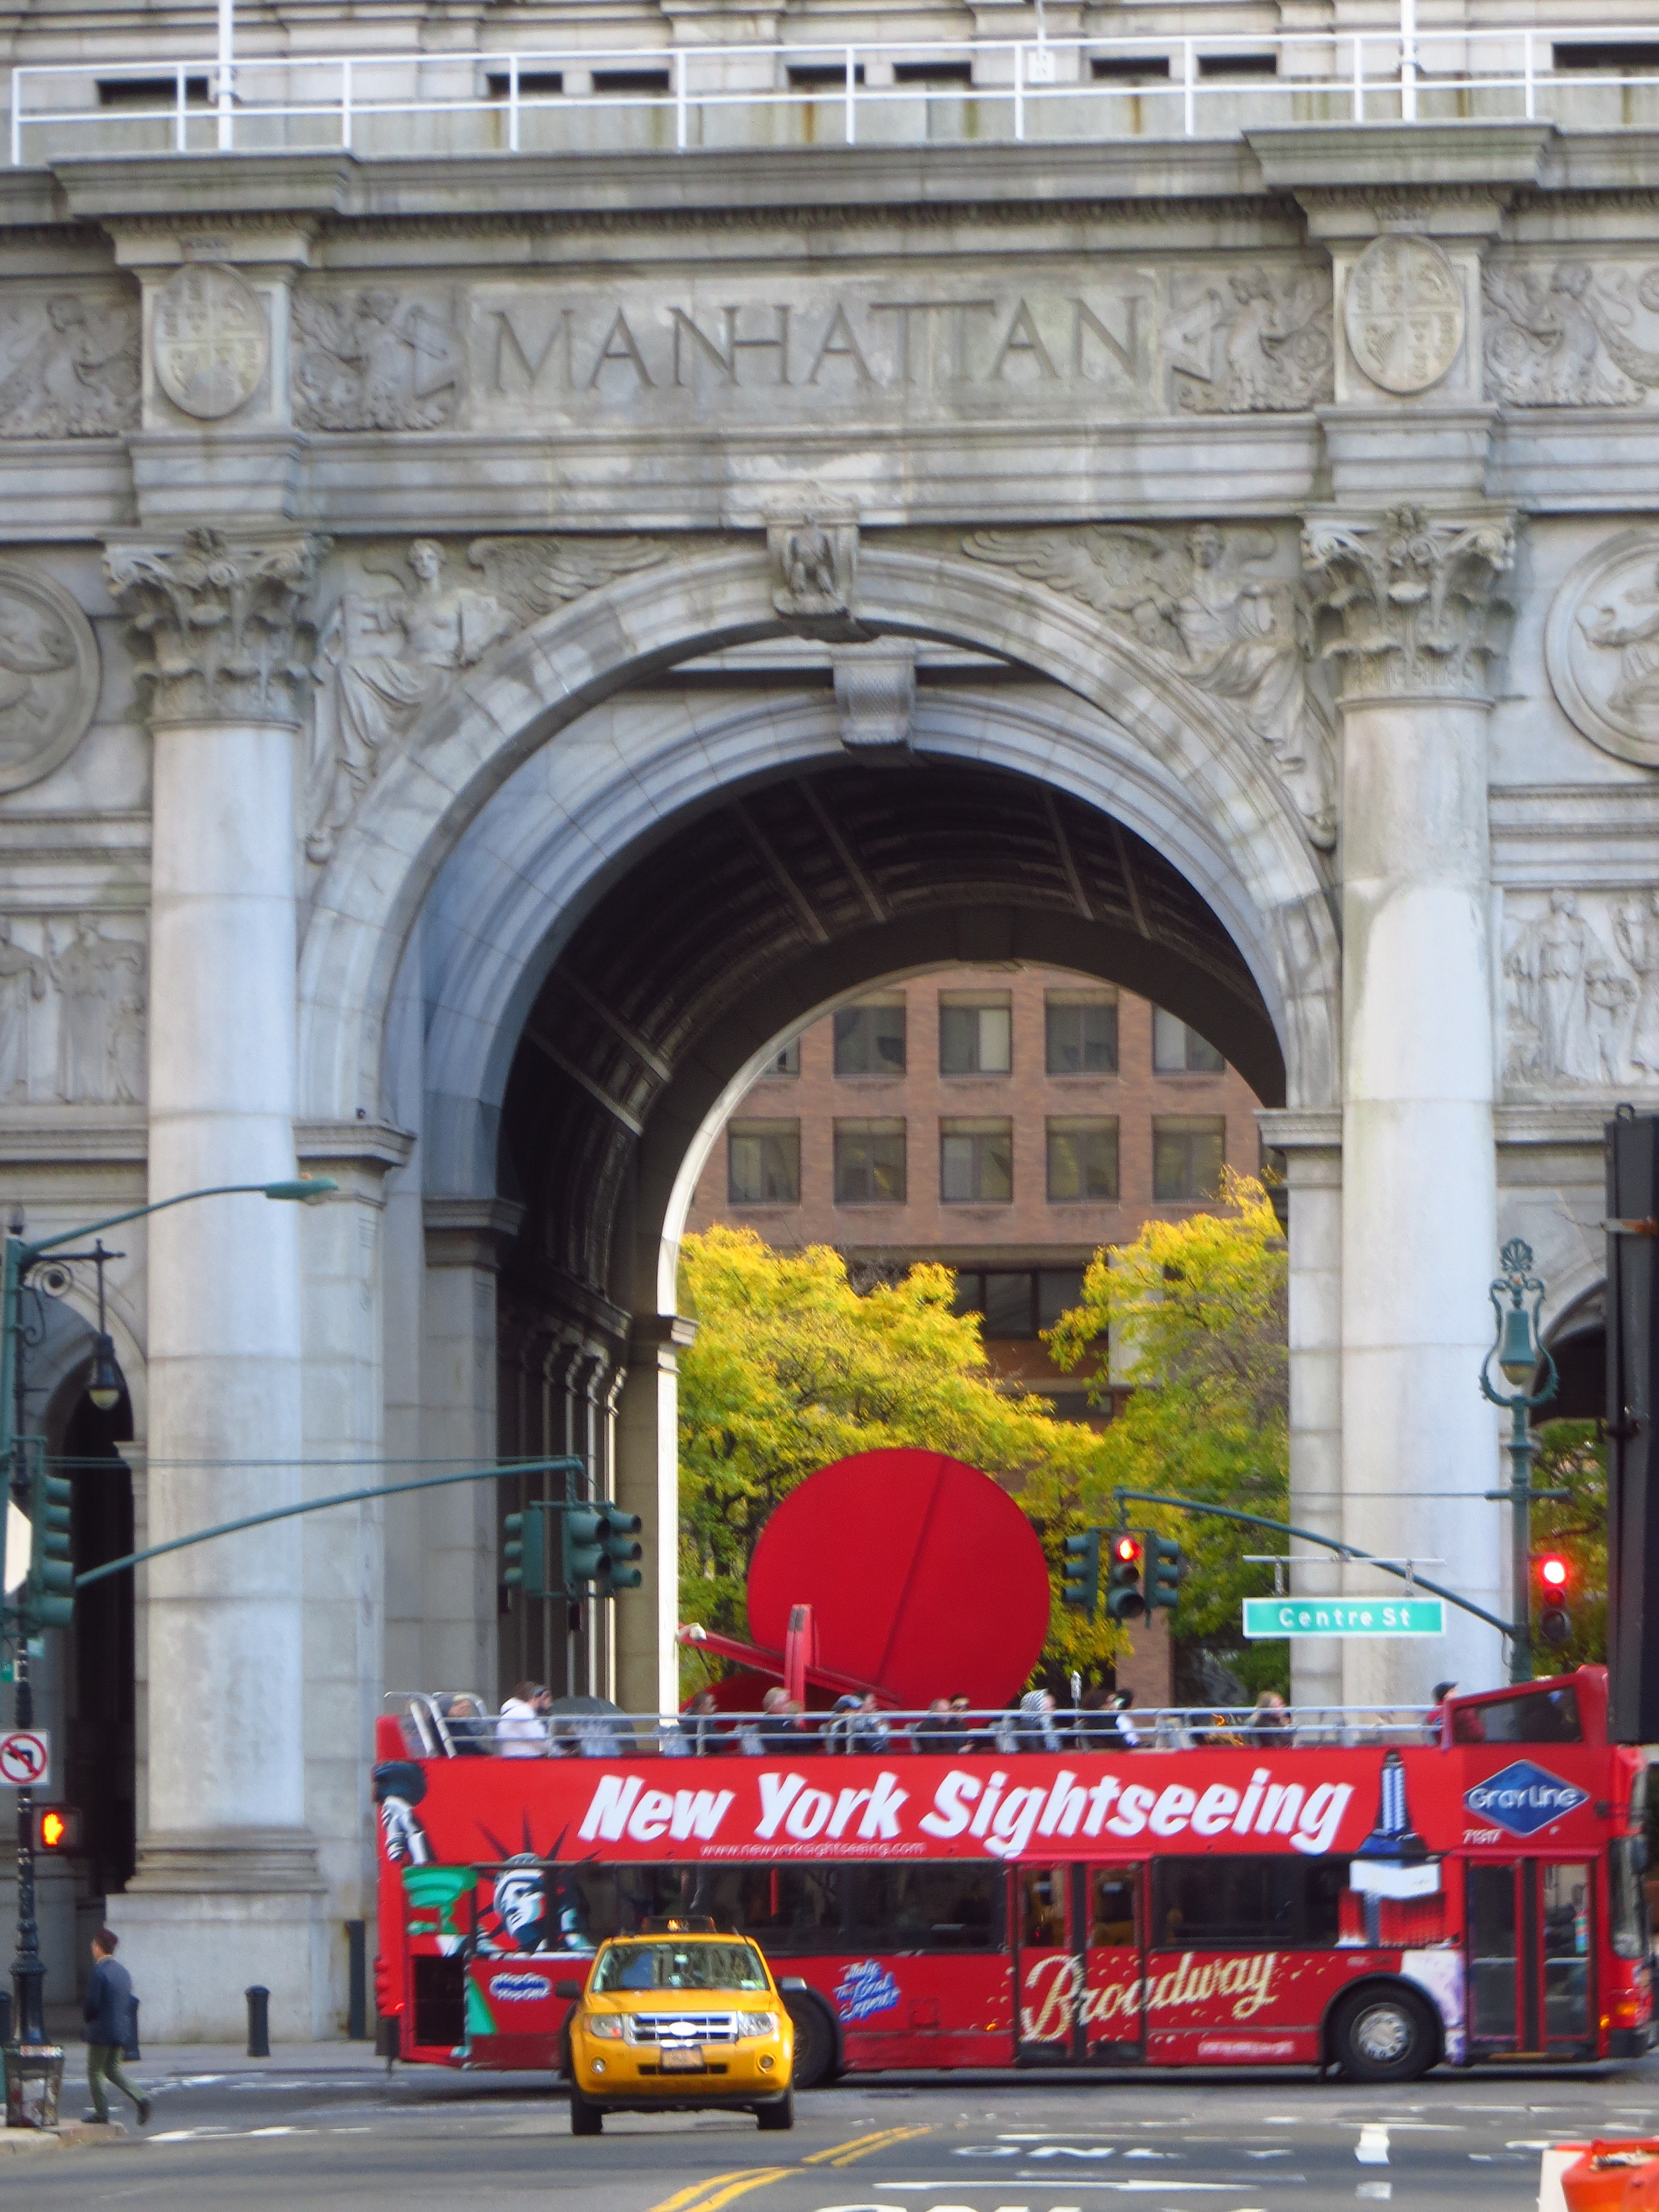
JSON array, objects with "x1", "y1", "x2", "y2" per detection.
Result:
[
  {"x1": 585, "y1": 2015, "x2": 626, "y2": 2040},
  {"x1": 736, "y1": 2011, "x2": 779, "y2": 2037}
]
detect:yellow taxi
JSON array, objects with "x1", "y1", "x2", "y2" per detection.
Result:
[{"x1": 557, "y1": 1918, "x2": 794, "y2": 2136}]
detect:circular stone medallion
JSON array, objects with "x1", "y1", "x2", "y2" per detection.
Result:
[
  {"x1": 1343, "y1": 234, "x2": 1466, "y2": 396},
  {"x1": 153, "y1": 263, "x2": 269, "y2": 420},
  {"x1": 1546, "y1": 528, "x2": 1659, "y2": 769},
  {"x1": 0, "y1": 564, "x2": 100, "y2": 793}
]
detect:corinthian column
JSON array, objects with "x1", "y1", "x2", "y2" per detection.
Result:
[
  {"x1": 1302, "y1": 505, "x2": 1516, "y2": 1708},
  {"x1": 104, "y1": 527, "x2": 330, "y2": 2039}
]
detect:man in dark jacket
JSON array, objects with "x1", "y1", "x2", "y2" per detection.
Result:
[{"x1": 84, "y1": 1929, "x2": 149, "y2": 2126}]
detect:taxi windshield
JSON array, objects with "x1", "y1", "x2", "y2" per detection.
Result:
[{"x1": 591, "y1": 1941, "x2": 768, "y2": 1994}]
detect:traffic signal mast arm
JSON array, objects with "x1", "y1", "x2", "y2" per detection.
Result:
[{"x1": 1105, "y1": 1488, "x2": 1516, "y2": 1643}]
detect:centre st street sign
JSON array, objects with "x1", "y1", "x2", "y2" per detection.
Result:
[{"x1": 1242, "y1": 1597, "x2": 1445, "y2": 1639}]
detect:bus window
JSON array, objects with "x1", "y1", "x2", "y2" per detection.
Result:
[
  {"x1": 1468, "y1": 1863, "x2": 1518, "y2": 2047},
  {"x1": 1542, "y1": 1863, "x2": 1593, "y2": 2045},
  {"x1": 846, "y1": 1864, "x2": 1003, "y2": 1953},
  {"x1": 1152, "y1": 1856, "x2": 1350, "y2": 1949},
  {"x1": 1091, "y1": 1871, "x2": 1137, "y2": 1949},
  {"x1": 1020, "y1": 1866, "x2": 1066, "y2": 1949},
  {"x1": 1609, "y1": 1837, "x2": 1651, "y2": 1960},
  {"x1": 1453, "y1": 1686, "x2": 1581, "y2": 1745}
]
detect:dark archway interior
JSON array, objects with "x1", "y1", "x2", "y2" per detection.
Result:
[
  {"x1": 496, "y1": 754, "x2": 1280, "y2": 1319},
  {"x1": 1546, "y1": 1328, "x2": 1604, "y2": 1426}
]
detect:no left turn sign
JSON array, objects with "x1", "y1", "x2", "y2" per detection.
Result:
[{"x1": 0, "y1": 1730, "x2": 50, "y2": 1788}]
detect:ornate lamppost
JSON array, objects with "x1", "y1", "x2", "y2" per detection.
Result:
[{"x1": 1479, "y1": 1237, "x2": 1561, "y2": 1686}]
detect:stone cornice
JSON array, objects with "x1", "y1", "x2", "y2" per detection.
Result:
[
  {"x1": 295, "y1": 1119, "x2": 416, "y2": 1173},
  {"x1": 423, "y1": 1194, "x2": 526, "y2": 1270}
]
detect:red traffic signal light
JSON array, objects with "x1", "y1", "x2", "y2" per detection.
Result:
[
  {"x1": 1538, "y1": 1554, "x2": 1569, "y2": 1590},
  {"x1": 33, "y1": 1805, "x2": 81, "y2": 1852},
  {"x1": 1112, "y1": 1534, "x2": 1143, "y2": 1566}
]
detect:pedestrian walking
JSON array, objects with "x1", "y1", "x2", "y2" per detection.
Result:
[{"x1": 84, "y1": 1929, "x2": 149, "y2": 2129}]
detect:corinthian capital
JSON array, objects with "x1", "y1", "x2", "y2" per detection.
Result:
[
  {"x1": 1301, "y1": 505, "x2": 1516, "y2": 705},
  {"x1": 104, "y1": 527, "x2": 328, "y2": 725}
]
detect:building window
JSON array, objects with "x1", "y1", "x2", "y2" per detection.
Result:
[
  {"x1": 940, "y1": 1118, "x2": 1013, "y2": 1204},
  {"x1": 727, "y1": 1121, "x2": 800, "y2": 1205},
  {"x1": 953, "y1": 1266, "x2": 1085, "y2": 1339},
  {"x1": 1046, "y1": 991, "x2": 1118, "y2": 1074},
  {"x1": 1152, "y1": 1007, "x2": 1226, "y2": 1073},
  {"x1": 939, "y1": 994, "x2": 1012, "y2": 1075},
  {"x1": 1153, "y1": 1116, "x2": 1226, "y2": 1202},
  {"x1": 833, "y1": 997, "x2": 906, "y2": 1076},
  {"x1": 1047, "y1": 1117, "x2": 1119, "y2": 1202},
  {"x1": 834, "y1": 1119, "x2": 906, "y2": 1204},
  {"x1": 766, "y1": 1038, "x2": 800, "y2": 1077}
]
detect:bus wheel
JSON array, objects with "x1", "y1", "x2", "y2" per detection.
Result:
[
  {"x1": 569, "y1": 2089, "x2": 603, "y2": 2136},
  {"x1": 783, "y1": 1992, "x2": 838, "y2": 2089},
  {"x1": 1330, "y1": 1987, "x2": 1437, "y2": 2083}
]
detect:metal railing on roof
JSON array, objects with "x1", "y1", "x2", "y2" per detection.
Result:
[
  {"x1": 9, "y1": 26, "x2": 1659, "y2": 165},
  {"x1": 388, "y1": 1692, "x2": 1437, "y2": 1759}
]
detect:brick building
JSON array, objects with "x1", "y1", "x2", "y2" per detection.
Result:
[{"x1": 685, "y1": 964, "x2": 1264, "y2": 1422}]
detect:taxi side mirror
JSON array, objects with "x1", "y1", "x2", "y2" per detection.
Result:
[{"x1": 555, "y1": 1980, "x2": 582, "y2": 2002}]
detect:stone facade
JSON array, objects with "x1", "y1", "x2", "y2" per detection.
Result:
[{"x1": 0, "y1": 1, "x2": 1652, "y2": 2037}]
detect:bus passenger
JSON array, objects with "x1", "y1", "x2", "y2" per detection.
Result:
[{"x1": 498, "y1": 1682, "x2": 551, "y2": 1757}]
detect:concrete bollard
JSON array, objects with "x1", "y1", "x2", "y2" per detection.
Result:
[{"x1": 246, "y1": 1984, "x2": 270, "y2": 2059}]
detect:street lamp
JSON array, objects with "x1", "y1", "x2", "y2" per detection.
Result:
[
  {"x1": 1, "y1": 1175, "x2": 334, "y2": 2123},
  {"x1": 1479, "y1": 1236, "x2": 1561, "y2": 1686}
]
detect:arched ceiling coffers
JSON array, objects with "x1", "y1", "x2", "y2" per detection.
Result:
[
  {"x1": 499, "y1": 755, "x2": 1283, "y2": 1300},
  {"x1": 299, "y1": 538, "x2": 1336, "y2": 1132}
]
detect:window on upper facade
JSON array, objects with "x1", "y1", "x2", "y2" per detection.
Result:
[
  {"x1": 939, "y1": 994, "x2": 1012, "y2": 1076},
  {"x1": 765, "y1": 1037, "x2": 801, "y2": 1077},
  {"x1": 1153, "y1": 1116, "x2": 1226, "y2": 1203},
  {"x1": 727, "y1": 1122, "x2": 800, "y2": 1206},
  {"x1": 1152, "y1": 1007, "x2": 1226, "y2": 1074},
  {"x1": 833, "y1": 1120, "x2": 906, "y2": 1205},
  {"x1": 940, "y1": 1118, "x2": 1013, "y2": 1204},
  {"x1": 1045, "y1": 991, "x2": 1118, "y2": 1075},
  {"x1": 1047, "y1": 1118, "x2": 1119, "y2": 1203},
  {"x1": 833, "y1": 998, "x2": 906, "y2": 1076}
]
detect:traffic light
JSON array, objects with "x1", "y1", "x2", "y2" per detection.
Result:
[
  {"x1": 1061, "y1": 1530, "x2": 1101, "y2": 1617},
  {"x1": 24, "y1": 1462, "x2": 72, "y2": 1633},
  {"x1": 1536, "y1": 1552, "x2": 1573, "y2": 1648},
  {"x1": 561, "y1": 1504, "x2": 609, "y2": 1597},
  {"x1": 1105, "y1": 1532, "x2": 1146, "y2": 1623},
  {"x1": 33, "y1": 1805, "x2": 81, "y2": 1853},
  {"x1": 503, "y1": 1501, "x2": 555, "y2": 1601},
  {"x1": 1146, "y1": 1532, "x2": 1183, "y2": 1612},
  {"x1": 597, "y1": 1503, "x2": 644, "y2": 1595}
]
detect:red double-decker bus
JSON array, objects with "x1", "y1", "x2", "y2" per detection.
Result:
[{"x1": 373, "y1": 1668, "x2": 1652, "y2": 2086}]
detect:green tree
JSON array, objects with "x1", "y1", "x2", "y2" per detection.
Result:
[
  {"x1": 1529, "y1": 1418, "x2": 1607, "y2": 1670},
  {"x1": 676, "y1": 1224, "x2": 1117, "y2": 1690},
  {"x1": 1039, "y1": 1170, "x2": 1290, "y2": 1698}
]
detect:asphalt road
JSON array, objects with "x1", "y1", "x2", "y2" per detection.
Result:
[{"x1": 18, "y1": 2057, "x2": 1659, "y2": 2212}]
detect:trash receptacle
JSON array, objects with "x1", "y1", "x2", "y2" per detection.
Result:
[{"x1": 3, "y1": 2043, "x2": 65, "y2": 2130}]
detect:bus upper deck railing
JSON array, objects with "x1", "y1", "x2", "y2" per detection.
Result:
[
  {"x1": 10, "y1": 26, "x2": 1659, "y2": 166},
  {"x1": 388, "y1": 1692, "x2": 1439, "y2": 1762}
]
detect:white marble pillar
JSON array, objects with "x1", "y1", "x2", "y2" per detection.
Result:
[
  {"x1": 419, "y1": 1197, "x2": 522, "y2": 1694},
  {"x1": 103, "y1": 530, "x2": 330, "y2": 2038},
  {"x1": 1304, "y1": 507, "x2": 1516, "y2": 1708},
  {"x1": 613, "y1": 1315, "x2": 695, "y2": 1716},
  {"x1": 1259, "y1": 1111, "x2": 1345, "y2": 1715}
]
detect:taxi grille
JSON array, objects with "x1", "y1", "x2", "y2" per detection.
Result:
[{"x1": 628, "y1": 2012, "x2": 739, "y2": 2045}]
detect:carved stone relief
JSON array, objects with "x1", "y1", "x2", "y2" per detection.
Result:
[
  {"x1": 1484, "y1": 261, "x2": 1659, "y2": 407},
  {"x1": 305, "y1": 534, "x2": 672, "y2": 861},
  {"x1": 1301, "y1": 505, "x2": 1516, "y2": 701},
  {"x1": 1342, "y1": 236, "x2": 1466, "y2": 397},
  {"x1": 1504, "y1": 889, "x2": 1659, "y2": 1092},
  {"x1": 1546, "y1": 528, "x2": 1659, "y2": 769},
  {"x1": 153, "y1": 263, "x2": 269, "y2": 421},
  {"x1": 0, "y1": 292, "x2": 139, "y2": 437},
  {"x1": 0, "y1": 564, "x2": 100, "y2": 792},
  {"x1": 766, "y1": 514, "x2": 864, "y2": 642},
  {"x1": 1165, "y1": 266, "x2": 1334, "y2": 413},
  {"x1": 832, "y1": 640, "x2": 916, "y2": 756},
  {"x1": 0, "y1": 914, "x2": 145, "y2": 1106},
  {"x1": 962, "y1": 522, "x2": 1337, "y2": 848},
  {"x1": 104, "y1": 528, "x2": 328, "y2": 725},
  {"x1": 294, "y1": 288, "x2": 465, "y2": 431}
]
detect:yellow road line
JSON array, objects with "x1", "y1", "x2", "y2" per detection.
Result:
[
  {"x1": 822, "y1": 2124, "x2": 934, "y2": 2168},
  {"x1": 801, "y1": 2128, "x2": 901, "y2": 2166},
  {"x1": 648, "y1": 2170, "x2": 779, "y2": 2212},
  {"x1": 661, "y1": 2168, "x2": 794, "y2": 2212}
]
